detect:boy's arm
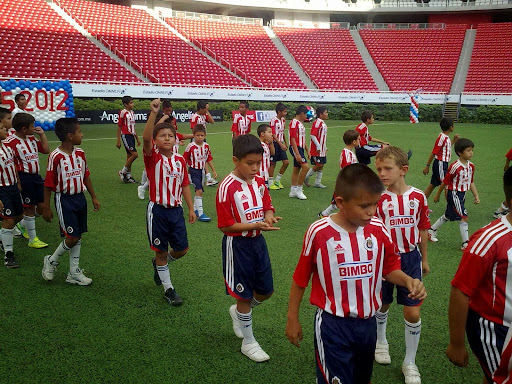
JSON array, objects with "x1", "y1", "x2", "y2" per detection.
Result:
[
  {"x1": 206, "y1": 160, "x2": 217, "y2": 179},
  {"x1": 219, "y1": 221, "x2": 279, "y2": 233},
  {"x1": 42, "y1": 186, "x2": 53, "y2": 222},
  {"x1": 264, "y1": 209, "x2": 281, "y2": 227},
  {"x1": 446, "y1": 286, "x2": 470, "y2": 367},
  {"x1": 505, "y1": 158, "x2": 511, "y2": 172},
  {"x1": 143, "y1": 99, "x2": 160, "y2": 155},
  {"x1": 433, "y1": 183, "x2": 446, "y2": 203},
  {"x1": 470, "y1": 182, "x2": 480, "y2": 204},
  {"x1": 34, "y1": 127, "x2": 50, "y2": 154},
  {"x1": 116, "y1": 126, "x2": 122, "y2": 149},
  {"x1": 310, "y1": 135, "x2": 321, "y2": 151},
  {"x1": 135, "y1": 131, "x2": 141, "y2": 146},
  {"x1": 419, "y1": 229, "x2": 429, "y2": 275},
  {"x1": 206, "y1": 111, "x2": 214, "y2": 124},
  {"x1": 84, "y1": 175, "x2": 100, "y2": 211},
  {"x1": 182, "y1": 185, "x2": 196, "y2": 223},
  {"x1": 269, "y1": 142, "x2": 275, "y2": 156},
  {"x1": 285, "y1": 280, "x2": 306, "y2": 348},
  {"x1": 423, "y1": 153, "x2": 435, "y2": 175},
  {"x1": 384, "y1": 270, "x2": 426, "y2": 301}
]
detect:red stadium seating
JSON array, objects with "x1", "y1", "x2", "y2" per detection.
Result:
[
  {"x1": 360, "y1": 25, "x2": 467, "y2": 93},
  {"x1": 58, "y1": 0, "x2": 246, "y2": 87},
  {"x1": 464, "y1": 23, "x2": 512, "y2": 93},
  {"x1": 168, "y1": 18, "x2": 307, "y2": 89},
  {"x1": 273, "y1": 27, "x2": 378, "y2": 91},
  {"x1": 0, "y1": 0, "x2": 141, "y2": 83}
]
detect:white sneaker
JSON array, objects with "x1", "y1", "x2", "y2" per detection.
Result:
[
  {"x1": 402, "y1": 362, "x2": 421, "y2": 384},
  {"x1": 206, "y1": 179, "x2": 219, "y2": 186},
  {"x1": 375, "y1": 342, "x2": 391, "y2": 364},
  {"x1": 427, "y1": 228, "x2": 438, "y2": 242},
  {"x1": 289, "y1": 188, "x2": 297, "y2": 198},
  {"x1": 66, "y1": 269, "x2": 92, "y2": 286},
  {"x1": 229, "y1": 305, "x2": 244, "y2": 339},
  {"x1": 137, "y1": 185, "x2": 146, "y2": 200},
  {"x1": 461, "y1": 241, "x2": 469, "y2": 251},
  {"x1": 296, "y1": 190, "x2": 307, "y2": 200},
  {"x1": 313, "y1": 183, "x2": 327, "y2": 189},
  {"x1": 241, "y1": 341, "x2": 270, "y2": 362},
  {"x1": 42, "y1": 255, "x2": 58, "y2": 281}
]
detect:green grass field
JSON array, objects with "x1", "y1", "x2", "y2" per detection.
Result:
[{"x1": 0, "y1": 119, "x2": 510, "y2": 383}]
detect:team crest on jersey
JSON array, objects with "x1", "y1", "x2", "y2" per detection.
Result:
[
  {"x1": 332, "y1": 377, "x2": 341, "y2": 384},
  {"x1": 408, "y1": 200, "x2": 417, "y2": 209},
  {"x1": 4, "y1": 209, "x2": 10, "y2": 215},
  {"x1": 236, "y1": 283, "x2": 244, "y2": 293},
  {"x1": 258, "y1": 185, "x2": 265, "y2": 198},
  {"x1": 364, "y1": 237, "x2": 373, "y2": 251},
  {"x1": 67, "y1": 226, "x2": 73, "y2": 234},
  {"x1": 154, "y1": 238, "x2": 161, "y2": 246}
]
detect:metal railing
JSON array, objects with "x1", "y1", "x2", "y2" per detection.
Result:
[
  {"x1": 171, "y1": 10, "x2": 262, "y2": 26},
  {"x1": 358, "y1": 22, "x2": 445, "y2": 29},
  {"x1": 270, "y1": 20, "x2": 350, "y2": 29}
]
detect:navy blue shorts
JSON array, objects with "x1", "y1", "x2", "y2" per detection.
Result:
[
  {"x1": 466, "y1": 309, "x2": 508, "y2": 382},
  {"x1": 310, "y1": 156, "x2": 327, "y2": 165},
  {"x1": 121, "y1": 134, "x2": 137, "y2": 154},
  {"x1": 146, "y1": 202, "x2": 188, "y2": 253},
  {"x1": 270, "y1": 142, "x2": 288, "y2": 163},
  {"x1": 189, "y1": 167, "x2": 204, "y2": 192},
  {"x1": 430, "y1": 159, "x2": 448, "y2": 187},
  {"x1": 355, "y1": 145, "x2": 382, "y2": 165},
  {"x1": 221, "y1": 234, "x2": 273, "y2": 301},
  {"x1": 18, "y1": 172, "x2": 44, "y2": 207},
  {"x1": 0, "y1": 185, "x2": 23, "y2": 219},
  {"x1": 382, "y1": 247, "x2": 423, "y2": 306},
  {"x1": 289, "y1": 146, "x2": 307, "y2": 168},
  {"x1": 445, "y1": 190, "x2": 467, "y2": 221},
  {"x1": 55, "y1": 192, "x2": 87, "y2": 238},
  {"x1": 314, "y1": 309, "x2": 376, "y2": 384}
]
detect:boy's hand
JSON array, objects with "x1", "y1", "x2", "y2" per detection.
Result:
[
  {"x1": 446, "y1": 343, "x2": 469, "y2": 367},
  {"x1": 212, "y1": 171, "x2": 218, "y2": 179},
  {"x1": 116, "y1": 141, "x2": 121, "y2": 149},
  {"x1": 285, "y1": 318, "x2": 303, "y2": 348},
  {"x1": 0, "y1": 200, "x2": 4, "y2": 212},
  {"x1": 255, "y1": 221, "x2": 280, "y2": 231},
  {"x1": 422, "y1": 166, "x2": 430, "y2": 175},
  {"x1": 453, "y1": 134, "x2": 461, "y2": 141},
  {"x1": 92, "y1": 198, "x2": 100, "y2": 212},
  {"x1": 474, "y1": 196, "x2": 480, "y2": 204},
  {"x1": 136, "y1": 138, "x2": 141, "y2": 146},
  {"x1": 33, "y1": 127, "x2": 45, "y2": 136},
  {"x1": 42, "y1": 206, "x2": 53, "y2": 222},
  {"x1": 407, "y1": 278, "x2": 426, "y2": 301},
  {"x1": 433, "y1": 194, "x2": 441, "y2": 203},
  {"x1": 264, "y1": 214, "x2": 282, "y2": 227},
  {"x1": 280, "y1": 143, "x2": 287, "y2": 151},
  {"x1": 150, "y1": 98, "x2": 161, "y2": 113},
  {"x1": 422, "y1": 261, "x2": 430, "y2": 276},
  {"x1": 188, "y1": 209, "x2": 196, "y2": 224}
]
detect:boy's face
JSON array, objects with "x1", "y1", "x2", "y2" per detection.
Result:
[
  {"x1": 0, "y1": 125, "x2": 7, "y2": 141},
  {"x1": 198, "y1": 107, "x2": 206, "y2": 116},
  {"x1": 125, "y1": 100, "x2": 134, "y2": 110},
  {"x1": 366, "y1": 115, "x2": 375, "y2": 125},
  {"x1": 449, "y1": 125, "x2": 454, "y2": 132},
  {"x1": 163, "y1": 106, "x2": 172, "y2": 116},
  {"x1": 459, "y1": 147, "x2": 474, "y2": 161},
  {"x1": 233, "y1": 153, "x2": 261, "y2": 182},
  {"x1": 1, "y1": 113, "x2": 12, "y2": 129},
  {"x1": 352, "y1": 137, "x2": 360, "y2": 147},
  {"x1": 375, "y1": 157, "x2": 408, "y2": 187},
  {"x1": 17, "y1": 96, "x2": 27, "y2": 110},
  {"x1": 277, "y1": 109, "x2": 287, "y2": 119},
  {"x1": 154, "y1": 128, "x2": 176, "y2": 152},
  {"x1": 23, "y1": 122, "x2": 36, "y2": 135},
  {"x1": 239, "y1": 104, "x2": 247, "y2": 116},
  {"x1": 70, "y1": 125, "x2": 83, "y2": 145},
  {"x1": 194, "y1": 131, "x2": 206, "y2": 144},
  {"x1": 297, "y1": 112, "x2": 307, "y2": 122},
  {"x1": 261, "y1": 127, "x2": 273, "y2": 143},
  {"x1": 335, "y1": 189, "x2": 381, "y2": 228},
  {"x1": 320, "y1": 110, "x2": 329, "y2": 120}
]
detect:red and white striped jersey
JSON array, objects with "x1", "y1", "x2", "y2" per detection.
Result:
[
  {"x1": 118, "y1": 109, "x2": 135, "y2": 135},
  {"x1": 4, "y1": 134, "x2": 44, "y2": 174},
  {"x1": 289, "y1": 118, "x2": 306, "y2": 148},
  {"x1": 452, "y1": 216, "x2": 512, "y2": 327},
  {"x1": 432, "y1": 132, "x2": 452, "y2": 162},
  {"x1": 356, "y1": 122, "x2": 372, "y2": 147},
  {"x1": 144, "y1": 147, "x2": 190, "y2": 208},
  {"x1": 44, "y1": 147, "x2": 90, "y2": 195},
  {"x1": 493, "y1": 327, "x2": 512, "y2": 384},
  {"x1": 339, "y1": 148, "x2": 358, "y2": 169},
  {"x1": 231, "y1": 114, "x2": 251, "y2": 136},
  {"x1": 0, "y1": 143, "x2": 17, "y2": 187},
  {"x1": 7, "y1": 128, "x2": 16, "y2": 137},
  {"x1": 173, "y1": 132, "x2": 185, "y2": 154},
  {"x1": 375, "y1": 187, "x2": 430, "y2": 253},
  {"x1": 443, "y1": 160, "x2": 475, "y2": 192},
  {"x1": 270, "y1": 116, "x2": 286, "y2": 143},
  {"x1": 310, "y1": 118, "x2": 327, "y2": 157},
  {"x1": 190, "y1": 113, "x2": 207, "y2": 130},
  {"x1": 183, "y1": 142, "x2": 213, "y2": 170},
  {"x1": 293, "y1": 217, "x2": 401, "y2": 318},
  {"x1": 259, "y1": 142, "x2": 270, "y2": 182},
  {"x1": 216, "y1": 173, "x2": 274, "y2": 237}
]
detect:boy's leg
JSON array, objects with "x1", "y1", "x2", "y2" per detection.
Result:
[
  {"x1": 290, "y1": 166, "x2": 300, "y2": 197},
  {"x1": 375, "y1": 283, "x2": 393, "y2": 365},
  {"x1": 424, "y1": 184, "x2": 435, "y2": 199},
  {"x1": 2, "y1": 217, "x2": 18, "y2": 268},
  {"x1": 295, "y1": 163, "x2": 310, "y2": 200},
  {"x1": 460, "y1": 217, "x2": 469, "y2": 249},
  {"x1": 314, "y1": 164, "x2": 325, "y2": 188},
  {"x1": 403, "y1": 306, "x2": 422, "y2": 366}
]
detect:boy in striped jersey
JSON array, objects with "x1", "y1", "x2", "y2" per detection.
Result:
[
  {"x1": 305, "y1": 106, "x2": 328, "y2": 189},
  {"x1": 286, "y1": 163, "x2": 426, "y2": 384},
  {"x1": 447, "y1": 167, "x2": 512, "y2": 384},
  {"x1": 190, "y1": 100, "x2": 217, "y2": 186},
  {"x1": 268, "y1": 103, "x2": 289, "y2": 190},
  {"x1": 355, "y1": 110, "x2": 390, "y2": 165},
  {"x1": 431, "y1": 138, "x2": 480, "y2": 250},
  {"x1": 0, "y1": 107, "x2": 15, "y2": 137},
  {"x1": 289, "y1": 105, "x2": 310, "y2": 200},
  {"x1": 116, "y1": 96, "x2": 140, "y2": 183},
  {"x1": 216, "y1": 134, "x2": 281, "y2": 363},
  {"x1": 374, "y1": 147, "x2": 430, "y2": 384},
  {"x1": 257, "y1": 124, "x2": 274, "y2": 186},
  {"x1": 42, "y1": 118, "x2": 100, "y2": 285}
]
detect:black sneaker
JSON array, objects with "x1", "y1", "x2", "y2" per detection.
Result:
[
  {"x1": 4, "y1": 251, "x2": 19, "y2": 269},
  {"x1": 164, "y1": 287, "x2": 183, "y2": 307},
  {"x1": 126, "y1": 176, "x2": 137, "y2": 184},
  {"x1": 152, "y1": 258, "x2": 162, "y2": 286}
]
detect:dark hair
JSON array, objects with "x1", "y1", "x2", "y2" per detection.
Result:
[
  {"x1": 162, "y1": 100, "x2": 172, "y2": 109},
  {"x1": 197, "y1": 100, "x2": 208, "y2": 111},
  {"x1": 440, "y1": 117, "x2": 454, "y2": 132},
  {"x1": 454, "y1": 138, "x2": 474, "y2": 156},
  {"x1": 240, "y1": 101, "x2": 249, "y2": 109},
  {"x1": 14, "y1": 93, "x2": 26, "y2": 103},
  {"x1": 504, "y1": 167, "x2": 512, "y2": 206},
  {"x1": 0, "y1": 107, "x2": 11, "y2": 120},
  {"x1": 343, "y1": 129, "x2": 360, "y2": 145},
  {"x1": 12, "y1": 113, "x2": 35, "y2": 131},
  {"x1": 376, "y1": 146, "x2": 409, "y2": 167},
  {"x1": 257, "y1": 124, "x2": 270, "y2": 137},
  {"x1": 55, "y1": 118, "x2": 79, "y2": 142},
  {"x1": 275, "y1": 103, "x2": 287, "y2": 113},
  {"x1": 361, "y1": 110, "x2": 373, "y2": 123},
  {"x1": 153, "y1": 122, "x2": 176, "y2": 139},
  {"x1": 233, "y1": 134, "x2": 263, "y2": 160},
  {"x1": 193, "y1": 124, "x2": 206, "y2": 134},
  {"x1": 122, "y1": 96, "x2": 133, "y2": 106},
  {"x1": 334, "y1": 163, "x2": 384, "y2": 201},
  {"x1": 295, "y1": 105, "x2": 308, "y2": 116},
  {"x1": 316, "y1": 106, "x2": 327, "y2": 117}
]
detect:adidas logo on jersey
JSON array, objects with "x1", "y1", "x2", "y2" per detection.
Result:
[
  {"x1": 334, "y1": 244, "x2": 344, "y2": 252},
  {"x1": 241, "y1": 194, "x2": 248, "y2": 201}
]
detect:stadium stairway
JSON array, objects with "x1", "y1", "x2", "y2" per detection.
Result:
[
  {"x1": 263, "y1": 26, "x2": 318, "y2": 90},
  {"x1": 450, "y1": 28, "x2": 476, "y2": 94}
]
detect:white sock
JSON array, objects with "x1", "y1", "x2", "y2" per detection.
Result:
[
  {"x1": 157, "y1": 263, "x2": 173, "y2": 291},
  {"x1": 305, "y1": 168, "x2": 315, "y2": 180},
  {"x1": 69, "y1": 240, "x2": 81, "y2": 273},
  {"x1": 1, "y1": 228, "x2": 13, "y2": 254},
  {"x1": 251, "y1": 297, "x2": 262, "y2": 308},
  {"x1": 498, "y1": 202, "x2": 508, "y2": 212},
  {"x1": 275, "y1": 173, "x2": 282, "y2": 183},
  {"x1": 376, "y1": 310, "x2": 389, "y2": 344},
  {"x1": 404, "y1": 319, "x2": 422, "y2": 365},
  {"x1": 50, "y1": 240, "x2": 70, "y2": 264},
  {"x1": 143, "y1": 179, "x2": 149, "y2": 189},
  {"x1": 195, "y1": 196, "x2": 203, "y2": 216},
  {"x1": 290, "y1": 185, "x2": 297, "y2": 192},
  {"x1": 140, "y1": 170, "x2": 147, "y2": 185},
  {"x1": 269, "y1": 177, "x2": 274, "y2": 184},
  {"x1": 321, "y1": 203, "x2": 337, "y2": 217},
  {"x1": 122, "y1": 166, "x2": 128, "y2": 174},
  {"x1": 19, "y1": 218, "x2": 26, "y2": 229},
  {"x1": 237, "y1": 309, "x2": 256, "y2": 344},
  {"x1": 23, "y1": 215, "x2": 36, "y2": 242},
  {"x1": 432, "y1": 215, "x2": 448, "y2": 231},
  {"x1": 459, "y1": 222, "x2": 469, "y2": 243},
  {"x1": 316, "y1": 171, "x2": 323, "y2": 184}
]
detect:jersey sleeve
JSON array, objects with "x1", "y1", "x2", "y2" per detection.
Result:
[
  {"x1": 36, "y1": 137, "x2": 44, "y2": 153},
  {"x1": 216, "y1": 187, "x2": 236, "y2": 229},
  {"x1": 470, "y1": 163, "x2": 475, "y2": 183},
  {"x1": 381, "y1": 229, "x2": 401, "y2": 277},
  {"x1": 269, "y1": 119, "x2": 277, "y2": 136},
  {"x1": 44, "y1": 154, "x2": 58, "y2": 190},
  {"x1": 339, "y1": 151, "x2": 349, "y2": 169},
  {"x1": 262, "y1": 180, "x2": 275, "y2": 212},
  {"x1": 431, "y1": 135, "x2": 443, "y2": 155},
  {"x1": 190, "y1": 115, "x2": 197, "y2": 130},
  {"x1": 247, "y1": 121, "x2": 251, "y2": 134},
  {"x1": 289, "y1": 122, "x2": 298, "y2": 141},
  {"x1": 418, "y1": 194, "x2": 431, "y2": 230},
  {"x1": 292, "y1": 225, "x2": 316, "y2": 288},
  {"x1": 183, "y1": 143, "x2": 192, "y2": 165},
  {"x1": 231, "y1": 116, "x2": 239, "y2": 133},
  {"x1": 206, "y1": 145, "x2": 213, "y2": 162},
  {"x1": 310, "y1": 122, "x2": 319, "y2": 139},
  {"x1": 443, "y1": 163, "x2": 457, "y2": 185},
  {"x1": 118, "y1": 110, "x2": 126, "y2": 129},
  {"x1": 179, "y1": 157, "x2": 190, "y2": 188},
  {"x1": 81, "y1": 151, "x2": 91, "y2": 180},
  {"x1": 506, "y1": 148, "x2": 512, "y2": 161}
]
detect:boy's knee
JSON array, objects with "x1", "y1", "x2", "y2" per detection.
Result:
[
  {"x1": 403, "y1": 306, "x2": 421, "y2": 323},
  {"x1": 171, "y1": 249, "x2": 187, "y2": 259},
  {"x1": 132, "y1": 151, "x2": 138, "y2": 159},
  {"x1": 65, "y1": 237, "x2": 80, "y2": 248}
]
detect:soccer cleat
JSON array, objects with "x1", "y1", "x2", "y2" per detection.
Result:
[
  {"x1": 494, "y1": 209, "x2": 509, "y2": 219},
  {"x1": 137, "y1": 185, "x2": 146, "y2": 200},
  {"x1": 118, "y1": 170, "x2": 127, "y2": 183},
  {"x1": 374, "y1": 342, "x2": 391, "y2": 365},
  {"x1": 4, "y1": 251, "x2": 19, "y2": 269},
  {"x1": 427, "y1": 228, "x2": 438, "y2": 243},
  {"x1": 241, "y1": 341, "x2": 270, "y2": 362},
  {"x1": 42, "y1": 255, "x2": 58, "y2": 281},
  {"x1": 313, "y1": 183, "x2": 327, "y2": 189},
  {"x1": 152, "y1": 257, "x2": 162, "y2": 286},
  {"x1": 12, "y1": 225, "x2": 22, "y2": 238},
  {"x1": 318, "y1": 212, "x2": 327, "y2": 219},
  {"x1": 407, "y1": 149, "x2": 413, "y2": 160},
  {"x1": 198, "y1": 214, "x2": 211, "y2": 222},
  {"x1": 402, "y1": 362, "x2": 421, "y2": 384},
  {"x1": 289, "y1": 189, "x2": 297, "y2": 198},
  {"x1": 269, "y1": 182, "x2": 280, "y2": 190},
  {"x1": 16, "y1": 223, "x2": 29, "y2": 239},
  {"x1": 206, "y1": 179, "x2": 219, "y2": 186},
  {"x1": 194, "y1": 210, "x2": 199, "y2": 218},
  {"x1": 28, "y1": 237, "x2": 48, "y2": 249},
  {"x1": 461, "y1": 241, "x2": 469, "y2": 251},
  {"x1": 66, "y1": 269, "x2": 92, "y2": 286},
  {"x1": 303, "y1": 178, "x2": 311, "y2": 187},
  {"x1": 277, "y1": 181, "x2": 284, "y2": 189},
  {"x1": 296, "y1": 190, "x2": 307, "y2": 200},
  {"x1": 164, "y1": 287, "x2": 183, "y2": 306},
  {"x1": 229, "y1": 305, "x2": 244, "y2": 339},
  {"x1": 126, "y1": 176, "x2": 137, "y2": 184}
]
